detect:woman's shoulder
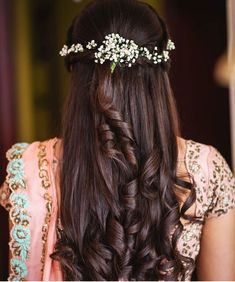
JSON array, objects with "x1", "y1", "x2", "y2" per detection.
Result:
[
  {"x1": 5, "y1": 137, "x2": 59, "y2": 163},
  {"x1": 6, "y1": 137, "x2": 59, "y2": 173},
  {"x1": 177, "y1": 136, "x2": 230, "y2": 171},
  {"x1": 179, "y1": 136, "x2": 234, "y2": 190},
  {"x1": 179, "y1": 137, "x2": 235, "y2": 219},
  {"x1": 0, "y1": 137, "x2": 58, "y2": 207}
]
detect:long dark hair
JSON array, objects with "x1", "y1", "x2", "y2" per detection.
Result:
[{"x1": 51, "y1": 0, "x2": 199, "y2": 280}]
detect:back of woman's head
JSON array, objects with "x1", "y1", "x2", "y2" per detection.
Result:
[{"x1": 51, "y1": 0, "x2": 197, "y2": 280}]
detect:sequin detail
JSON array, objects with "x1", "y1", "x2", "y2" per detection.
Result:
[
  {"x1": 206, "y1": 146, "x2": 235, "y2": 218},
  {"x1": 185, "y1": 140, "x2": 209, "y2": 217},
  {"x1": 176, "y1": 140, "x2": 205, "y2": 272},
  {"x1": 180, "y1": 223, "x2": 202, "y2": 258},
  {"x1": 6, "y1": 143, "x2": 30, "y2": 282},
  {"x1": 38, "y1": 142, "x2": 53, "y2": 275}
]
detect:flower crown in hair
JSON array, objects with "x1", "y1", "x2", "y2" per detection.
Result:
[{"x1": 59, "y1": 33, "x2": 175, "y2": 73}]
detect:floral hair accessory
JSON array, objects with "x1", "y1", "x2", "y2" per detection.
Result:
[{"x1": 59, "y1": 33, "x2": 175, "y2": 73}]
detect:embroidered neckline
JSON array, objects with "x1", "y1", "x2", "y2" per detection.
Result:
[{"x1": 6, "y1": 143, "x2": 30, "y2": 282}]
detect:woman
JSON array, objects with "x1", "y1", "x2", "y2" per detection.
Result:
[{"x1": 0, "y1": 0, "x2": 235, "y2": 280}]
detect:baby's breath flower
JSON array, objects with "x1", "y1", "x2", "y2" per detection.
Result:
[
  {"x1": 167, "y1": 39, "x2": 175, "y2": 51},
  {"x1": 59, "y1": 45, "x2": 68, "y2": 57},
  {"x1": 86, "y1": 40, "x2": 97, "y2": 49},
  {"x1": 59, "y1": 34, "x2": 175, "y2": 72}
]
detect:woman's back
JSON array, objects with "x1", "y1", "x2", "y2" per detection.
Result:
[
  {"x1": 1, "y1": 0, "x2": 235, "y2": 280},
  {"x1": 1, "y1": 136, "x2": 234, "y2": 280}
]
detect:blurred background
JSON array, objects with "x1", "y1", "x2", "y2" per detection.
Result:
[{"x1": 0, "y1": 0, "x2": 234, "y2": 280}]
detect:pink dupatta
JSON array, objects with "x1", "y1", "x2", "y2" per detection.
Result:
[{"x1": 0, "y1": 138, "x2": 63, "y2": 281}]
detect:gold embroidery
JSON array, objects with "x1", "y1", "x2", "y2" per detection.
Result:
[
  {"x1": 207, "y1": 147, "x2": 235, "y2": 217},
  {"x1": 177, "y1": 140, "x2": 205, "y2": 280},
  {"x1": 38, "y1": 142, "x2": 53, "y2": 275}
]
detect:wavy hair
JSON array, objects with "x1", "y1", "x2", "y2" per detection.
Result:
[{"x1": 51, "y1": 0, "x2": 201, "y2": 280}]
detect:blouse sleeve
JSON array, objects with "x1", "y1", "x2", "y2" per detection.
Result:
[{"x1": 205, "y1": 145, "x2": 235, "y2": 219}]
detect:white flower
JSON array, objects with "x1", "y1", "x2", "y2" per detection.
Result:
[
  {"x1": 59, "y1": 45, "x2": 69, "y2": 56},
  {"x1": 59, "y1": 33, "x2": 176, "y2": 71},
  {"x1": 86, "y1": 40, "x2": 97, "y2": 49},
  {"x1": 74, "y1": 43, "x2": 84, "y2": 52},
  {"x1": 167, "y1": 39, "x2": 175, "y2": 51},
  {"x1": 163, "y1": 50, "x2": 170, "y2": 61}
]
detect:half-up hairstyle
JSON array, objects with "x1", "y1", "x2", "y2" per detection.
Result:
[{"x1": 51, "y1": 0, "x2": 201, "y2": 280}]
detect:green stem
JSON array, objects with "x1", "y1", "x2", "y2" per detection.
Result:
[{"x1": 111, "y1": 62, "x2": 117, "y2": 74}]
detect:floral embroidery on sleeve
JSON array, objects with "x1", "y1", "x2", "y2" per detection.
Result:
[
  {"x1": 205, "y1": 146, "x2": 235, "y2": 218},
  {"x1": 5, "y1": 143, "x2": 30, "y2": 281}
]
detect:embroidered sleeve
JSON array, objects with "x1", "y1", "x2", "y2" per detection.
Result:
[
  {"x1": 4, "y1": 143, "x2": 30, "y2": 281},
  {"x1": 205, "y1": 146, "x2": 235, "y2": 219}
]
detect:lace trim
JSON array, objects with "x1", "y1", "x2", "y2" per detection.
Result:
[{"x1": 6, "y1": 143, "x2": 30, "y2": 281}]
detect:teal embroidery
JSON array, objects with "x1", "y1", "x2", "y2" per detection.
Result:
[
  {"x1": 11, "y1": 225, "x2": 30, "y2": 260},
  {"x1": 6, "y1": 143, "x2": 29, "y2": 160},
  {"x1": 7, "y1": 159, "x2": 26, "y2": 190},
  {"x1": 10, "y1": 193, "x2": 29, "y2": 209},
  {"x1": 10, "y1": 206, "x2": 30, "y2": 225},
  {"x1": 10, "y1": 258, "x2": 28, "y2": 281},
  {"x1": 6, "y1": 143, "x2": 30, "y2": 282}
]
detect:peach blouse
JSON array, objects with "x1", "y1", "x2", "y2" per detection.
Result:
[{"x1": 0, "y1": 137, "x2": 235, "y2": 281}]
